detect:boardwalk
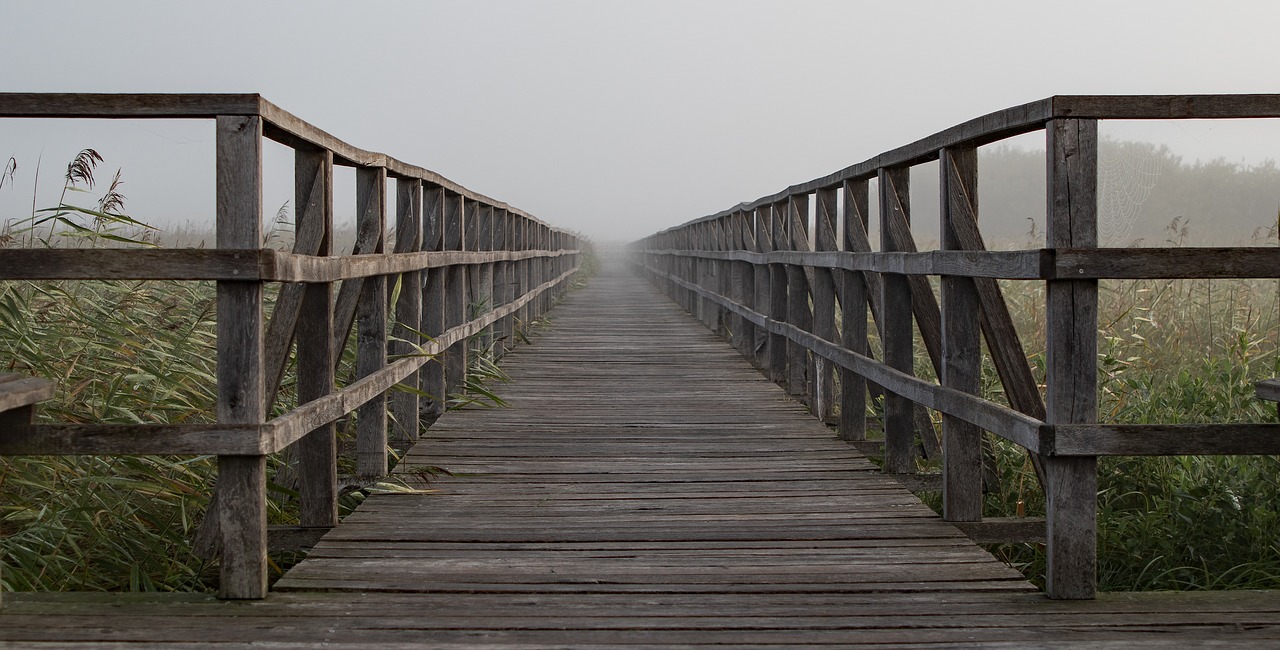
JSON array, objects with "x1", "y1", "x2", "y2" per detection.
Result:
[{"x1": 4, "y1": 259, "x2": 1280, "y2": 647}]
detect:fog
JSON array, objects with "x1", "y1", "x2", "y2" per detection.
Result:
[{"x1": 3, "y1": 0, "x2": 1280, "y2": 244}]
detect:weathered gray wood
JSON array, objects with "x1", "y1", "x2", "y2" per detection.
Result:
[
  {"x1": 0, "y1": 376, "x2": 55, "y2": 413},
  {"x1": 1259, "y1": 379, "x2": 1280, "y2": 403},
  {"x1": 785, "y1": 194, "x2": 812, "y2": 402},
  {"x1": 954, "y1": 517, "x2": 1046, "y2": 544},
  {"x1": 294, "y1": 148, "x2": 338, "y2": 529},
  {"x1": 213, "y1": 114, "x2": 268, "y2": 600},
  {"x1": 1053, "y1": 423, "x2": 1280, "y2": 456},
  {"x1": 1053, "y1": 247, "x2": 1280, "y2": 279},
  {"x1": 476, "y1": 204, "x2": 496, "y2": 358},
  {"x1": 839, "y1": 180, "x2": 870, "y2": 441},
  {"x1": 766, "y1": 203, "x2": 789, "y2": 383},
  {"x1": 355, "y1": 166, "x2": 388, "y2": 479},
  {"x1": 940, "y1": 147, "x2": 983, "y2": 523},
  {"x1": 879, "y1": 167, "x2": 916, "y2": 474},
  {"x1": 752, "y1": 208, "x2": 774, "y2": 372},
  {"x1": 267, "y1": 525, "x2": 330, "y2": 553},
  {"x1": 443, "y1": 193, "x2": 467, "y2": 394},
  {"x1": 391, "y1": 178, "x2": 423, "y2": 443},
  {"x1": 729, "y1": 211, "x2": 755, "y2": 359},
  {"x1": 812, "y1": 188, "x2": 838, "y2": 422},
  {"x1": 421, "y1": 186, "x2": 447, "y2": 416},
  {"x1": 1044, "y1": 117, "x2": 1099, "y2": 600},
  {"x1": 493, "y1": 209, "x2": 511, "y2": 356}
]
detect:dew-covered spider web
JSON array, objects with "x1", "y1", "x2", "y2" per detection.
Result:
[{"x1": 1098, "y1": 141, "x2": 1163, "y2": 247}]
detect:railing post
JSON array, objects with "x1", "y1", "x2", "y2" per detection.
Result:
[
  {"x1": 214, "y1": 114, "x2": 267, "y2": 599},
  {"x1": 295, "y1": 147, "x2": 338, "y2": 529},
  {"x1": 477, "y1": 205, "x2": 495, "y2": 358},
  {"x1": 879, "y1": 166, "x2": 915, "y2": 474},
  {"x1": 785, "y1": 194, "x2": 813, "y2": 404},
  {"x1": 444, "y1": 193, "x2": 466, "y2": 394},
  {"x1": 513, "y1": 216, "x2": 528, "y2": 334},
  {"x1": 813, "y1": 187, "x2": 838, "y2": 422},
  {"x1": 752, "y1": 208, "x2": 772, "y2": 372},
  {"x1": 422, "y1": 186, "x2": 447, "y2": 417},
  {"x1": 355, "y1": 166, "x2": 388, "y2": 478},
  {"x1": 493, "y1": 209, "x2": 511, "y2": 357},
  {"x1": 940, "y1": 146, "x2": 983, "y2": 521},
  {"x1": 1044, "y1": 118, "x2": 1100, "y2": 599},
  {"x1": 766, "y1": 203, "x2": 789, "y2": 383},
  {"x1": 839, "y1": 179, "x2": 870, "y2": 441},
  {"x1": 392, "y1": 177, "x2": 424, "y2": 443},
  {"x1": 730, "y1": 210, "x2": 755, "y2": 359}
]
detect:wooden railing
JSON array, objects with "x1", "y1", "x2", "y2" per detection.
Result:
[
  {"x1": 0, "y1": 94, "x2": 581, "y2": 599},
  {"x1": 631, "y1": 94, "x2": 1280, "y2": 599}
]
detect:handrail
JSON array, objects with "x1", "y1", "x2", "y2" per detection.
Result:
[
  {"x1": 630, "y1": 93, "x2": 1280, "y2": 600},
  {"x1": 0, "y1": 93, "x2": 582, "y2": 599}
]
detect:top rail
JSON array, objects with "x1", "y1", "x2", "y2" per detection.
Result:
[
  {"x1": 657, "y1": 94, "x2": 1280, "y2": 229},
  {"x1": 0, "y1": 93, "x2": 553, "y2": 227}
]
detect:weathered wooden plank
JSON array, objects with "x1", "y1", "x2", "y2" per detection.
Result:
[
  {"x1": 354, "y1": 167, "x2": 389, "y2": 478},
  {"x1": 1052, "y1": 423, "x2": 1280, "y2": 456},
  {"x1": 213, "y1": 114, "x2": 268, "y2": 600},
  {"x1": 391, "y1": 178, "x2": 423, "y2": 443},
  {"x1": 1259, "y1": 379, "x2": 1280, "y2": 403},
  {"x1": 0, "y1": 376, "x2": 55, "y2": 413},
  {"x1": 1044, "y1": 117, "x2": 1099, "y2": 600},
  {"x1": 812, "y1": 187, "x2": 838, "y2": 421},
  {"x1": 879, "y1": 167, "x2": 916, "y2": 474},
  {"x1": 1054, "y1": 247, "x2": 1280, "y2": 279},
  {"x1": 420, "y1": 186, "x2": 447, "y2": 416},
  {"x1": 940, "y1": 146, "x2": 983, "y2": 522},
  {"x1": 785, "y1": 194, "x2": 813, "y2": 402}
]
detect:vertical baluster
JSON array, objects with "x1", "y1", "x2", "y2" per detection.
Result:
[
  {"x1": 1044, "y1": 118, "x2": 1099, "y2": 600},
  {"x1": 214, "y1": 114, "x2": 267, "y2": 599},
  {"x1": 477, "y1": 205, "x2": 495, "y2": 358},
  {"x1": 493, "y1": 209, "x2": 510, "y2": 356},
  {"x1": 813, "y1": 188, "x2": 838, "y2": 422},
  {"x1": 785, "y1": 194, "x2": 812, "y2": 402},
  {"x1": 295, "y1": 147, "x2": 337, "y2": 529},
  {"x1": 422, "y1": 186, "x2": 447, "y2": 417},
  {"x1": 355, "y1": 167, "x2": 388, "y2": 478},
  {"x1": 766, "y1": 203, "x2": 789, "y2": 383},
  {"x1": 392, "y1": 177, "x2": 423, "y2": 443},
  {"x1": 940, "y1": 146, "x2": 983, "y2": 521},
  {"x1": 839, "y1": 179, "x2": 871, "y2": 441},
  {"x1": 879, "y1": 167, "x2": 915, "y2": 474},
  {"x1": 752, "y1": 208, "x2": 773, "y2": 372},
  {"x1": 444, "y1": 193, "x2": 466, "y2": 394}
]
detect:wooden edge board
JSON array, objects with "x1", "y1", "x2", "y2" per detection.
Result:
[
  {"x1": 1054, "y1": 247, "x2": 1280, "y2": 280},
  {"x1": 645, "y1": 249, "x2": 1046, "y2": 279},
  {"x1": 268, "y1": 525, "x2": 331, "y2": 553},
  {"x1": 1053, "y1": 423, "x2": 1280, "y2": 456},
  {"x1": 0, "y1": 376, "x2": 56, "y2": 413},
  {"x1": 953, "y1": 517, "x2": 1047, "y2": 544},
  {"x1": 1258, "y1": 379, "x2": 1280, "y2": 403},
  {"x1": 0, "y1": 92, "x2": 264, "y2": 117}
]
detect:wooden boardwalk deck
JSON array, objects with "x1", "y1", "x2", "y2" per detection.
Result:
[{"x1": 4, "y1": 258, "x2": 1280, "y2": 647}]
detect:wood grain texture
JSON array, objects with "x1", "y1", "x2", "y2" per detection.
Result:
[
  {"x1": 354, "y1": 167, "x2": 389, "y2": 479},
  {"x1": 1259, "y1": 379, "x2": 1280, "y2": 403},
  {"x1": 1044, "y1": 118, "x2": 1100, "y2": 600},
  {"x1": 213, "y1": 115, "x2": 268, "y2": 600}
]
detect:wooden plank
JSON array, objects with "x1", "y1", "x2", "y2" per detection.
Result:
[
  {"x1": 785, "y1": 194, "x2": 813, "y2": 402},
  {"x1": 391, "y1": 178, "x2": 424, "y2": 444},
  {"x1": 213, "y1": 114, "x2": 268, "y2": 600},
  {"x1": 0, "y1": 92, "x2": 264, "y2": 117},
  {"x1": 1052, "y1": 423, "x2": 1280, "y2": 456},
  {"x1": 421, "y1": 186, "x2": 447, "y2": 416},
  {"x1": 879, "y1": 167, "x2": 916, "y2": 474},
  {"x1": 812, "y1": 187, "x2": 838, "y2": 421},
  {"x1": 840, "y1": 179, "x2": 870, "y2": 441},
  {"x1": 766, "y1": 202, "x2": 789, "y2": 383},
  {"x1": 953, "y1": 517, "x2": 1046, "y2": 544},
  {"x1": 1259, "y1": 379, "x2": 1280, "y2": 403},
  {"x1": 0, "y1": 376, "x2": 55, "y2": 413},
  {"x1": 1044, "y1": 117, "x2": 1099, "y2": 600},
  {"x1": 354, "y1": 166, "x2": 388, "y2": 478},
  {"x1": 940, "y1": 146, "x2": 983, "y2": 522},
  {"x1": 1054, "y1": 247, "x2": 1280, "y2": 279},
  {"x1": 442, "y1": 192, "x2": 466, "y2": 394}
]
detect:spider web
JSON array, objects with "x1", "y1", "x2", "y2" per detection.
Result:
[{"x1": 1098, "y1": 141, "x2": 1163, "y2": 247}]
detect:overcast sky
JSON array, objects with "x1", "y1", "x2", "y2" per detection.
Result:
[{"x1": 3, "y1": 0, "x2": 1280, "y2": 243}]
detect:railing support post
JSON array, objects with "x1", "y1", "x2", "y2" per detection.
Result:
[
  {"x1": 214, "y1": 114, "x2": 268, "y2": 599},
  {"x1": 422, "y1": 186, "x2": 447, "y2": 417},
  {"x1": 392, "y1": 178, "x2": 424, "y2": 443},
  {"x1": 940, "y1": 146, "x2": 983, "y2": 522},
  {"x1": 355, "y1": 167, "x2": 388, "y2": 478},
  {"x1": 813, "y1": 188, "x2": 838, "y2": 422},
  {"x1": 785, "y1": 194, "x2": 813, "y2": 403},
  {"x1": 1045, "y1": 117, "x2": 1099, "y2": 600},
  {"x1": 839, "y1": 179, "x2": 870, "y2": 441},
  {"x1": 295, "y1": 147, "x2": 338, "y2": 529},
  {"x1": 879, "y1": 166, "x2": 916, "y2": 474}
]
